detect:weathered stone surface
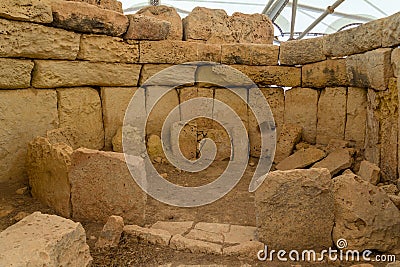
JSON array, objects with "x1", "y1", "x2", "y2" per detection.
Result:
[
  {"x1": 139, "y1": 64, "x2": 171, "y2": 85},
  {"x1": 0, "y1": 18, "x2": 80, "y2": 60},
  {"x1": 57, "y1": 88, "x2": 104, "y2": 150},
  {"x1": 124, "y1": 225, "x2": 171, "y2": 246},
  {"x1": 0, "y1": 89, "x2": 58, "y2": 183},
  {"x1": 147, "y1": 134, "x2": 164, "y2": 160},
  {"x1": 32, "y1": 60, "x2": 141, "y2": 88},
  {"x1": 0, "y1": 0, "x2": 52, "y2": 23},
  {"x1": 46, "y1": 127, "x2": 81, "y2": 149},
  {"x1": 136, "y1": 5, "x2": 182, "y2": 40},
  {"x1": 274, "y1": 124, "x2": 302, "y2": 164},
  {"x1": 365, "y1": 89, "x2": 380, "y2": 166},
  {"x1": 111, "y1": 126, "x2": 122, "y2": 152},
  {"x1": 101, "y1": 87, "x2": 137, "y2": 150},
  {"x1": 233, "y1": 65, "x2": 301, "y2": 87},
  {"x1": 196, "y1": 64, "x2": 254, "y2": 88},
  {"x1": 67, "y1": 0, "x2": 123, "y2": 13},
  {"x1": 386, "y1": 261, "x2": 400, "y2": 267},
  {"x1": 195, "y1": 222, "x2": 230, "y2": 234},
  {"x1": 391, "y1": 48, "x2": 400, "y2": 77},
  {"x1": 346, "y1": 48, "x2": 393, "y2": 91},
  {"x1": 197, "y1": 43, "x2": 222, "y2": 62},
  {"x1": 96, "y1": 215, "x2": 124, "y2": 248},
  {"x1": 27, "y1": 137, "x2": 73, "y2": 218},
  {"x1": 170, "y1": 234, "x2": 222, "y2": 255},
  {"x1": 358, "y1": 160, "x2": 380, "y2": 185},
  {"x1": 229, "y1": 12, "x2": 274, "y2": 44},
  {"x1": 284, "y1": 88, "x2": 319, "y2": 143},
  {"x1": 323, "y1": 18, "x2": 383, "y2": 57},
  {"x1": 332, "y1": 173, "x2": 400, "y2": 253},
  {"x1": 346, "y1": 87, "x2": 367, "y2": 147},
  {"x1": 78, "y1": 35, "x2": 139, "y2": 63},
  {"x1": 140, "y1": 41, "x2": 198, "y2": 64},
  {"x1": 221, "y1": 44, "x2": 279, "y2": 65},
  {"x1": 280, "y1": 37, "x2": 325, "y2": 65},
  {"x1": 249, "y1": 87, "x2": 284, "y2": 157},
  {"x1": 276, "y1": 147, "x2": 326, "y2": 171},
  {"x1": 389, "y1": 194, "x2": 400, "y2": 209},
  {"x1": 326, "y1": 139, "x2": 349, "y2": 154},
  {"x1": 312, "y1": 148, "x2": 354, "y2": 176},
  {"x1": 171, "y1": 122, "x2": 198, "y2": 160},
  {"x1": 0, "y1": 58, "x2": 33, "y2": 89},
  {"x1": 214, "y1": 87, "x2": 248, "y2": 126},
  {"x1": 223, "y1": 225, "x2": 256, "y2": 245},
  {"x1": 201, "y1": 129, "x2": 230, "y2": 161},
  {"x1": 383, "y1": 12, "x2": 400, "y2": 47},
  {"x1": 0, "y1": 212, "x2": 92, "y2": 267},
  {"x1": 51, "y1": 0, "x2": 128, "y2": 36},
  {"x1": 223, "y1": 241, "x2": 263, "y2": 258},
  {"x1": 380, "y1": 184, "x2": 399, "y2": 195},
  {"x1": 302, "y1": 59, "x2": 348, "y2": 88},
  {"x1": 316, "y1": 87, "x2": 347, "y2": 145},
  {"x1": 255, "y1": 168, "x2": 334, "y2": 250},
  {"x1": 151, "y1": 221, "x2": 194, "y2": 236},
  {"x1": 125, "y1": 14, "x2": 170, "y2": 40},
  {"x1": 69, "y1": 149, "x2": 147, "y2": 224},
  {"x1": 185, "y1": 229, "x2": 224, "y2": 244}
]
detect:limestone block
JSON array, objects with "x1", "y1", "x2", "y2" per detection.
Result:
[
  {"x1": 280, "y1": 37, "x2": 325, "y2": 65},
  {"x1": 223, "y1": 225, "x2": 256, "y2": 245},
  {"x1": 223, "y1": 241, "x2": 264, "y2": 258},
  {"x1": 185, "y1": 229, "x2": 223, "y2": 244},
  {"x1": 70, "y1": 149, "x2": 147, "y2": 224},
  {"x1": 214, "y1": 87, "x2": 248, "y2": 127},
  {"x1": 229, "y1": 12, "x2": 274, "y2": 44},
  {"x1": 66, "y1": 0, "x2": 123, "y2": 13},
  {"x1": 147, "y1": 134, "x2": 164, "y2": 159},
  {"x1": 140, "y1": 64, "x2": 196, "y2": 86},
  {"x1": 0, "y1": 18, "x2": 80, "y2": 60},
  {"x1": 197, "y1": 43, "x2": 222, "y2": 62},
  {"x1": 57, "y1": 88, "x2": 104, "y2": 150},
  {"x1": 357, "y1": 160, "x2": 381, "y2": 185},
  {"x1": 140, "y1": 41, "x2": 198, "y2": 64},
  {"x1": 95, "y1": 215, "x2": 124, "y2": 248},
  {"x1": 170, "y1": 234, "x2": 222, "y2": 255},
  {"x1": 196, "y1": 64, "x2": 254, "y2": 88},
  {"x1": 255, "y1": 168, "x2": 334, "y2": 251},
  {"x1": 0, "y1": 58, "x2": 33, "y2": 89},
  {"x1": 0, "y1": 212, "x2": 92, "y2": 267},
  {"x1": 380, "y1": 184, "x2": 399, "y2": 195},
  {"x1": 136, "y1": 5, "x2": 182, "y2": 40},
  {"x1": 332, "y1": 173, "x2": 400, "y2": 254},
  {"x1": 392, "y1": 48, "x2": 400, "y2": 77},
  {"x1": 46, "y1": 127, "x2": 81, "y2": 150},
  {"x1": 276, "y1": 147, "x2": 326, "y2": 171},
  {"x1": 365, "y1": 89, "x2": 380, "y2": 166},
  {"x1": 51, "y1": 0, "x2": 128, "y2": 36},
  {"x1": 383, "y1": 12, "x2": 400, "y2": 47},
  {"x1": 0, "y1": 0, "x2": 52, "y2": 23},
  {"x1": 323, "y1": 18, "x2": 384, "y2": 57},
  {"x1": 316, "y1": 87, "x2": 347, "y2": 145},
  {"x1": 0, "y1": 89, "x2": 58, "y2": 183},
  {"x1": 139, "y1": 64, "x2": 172, "y2": 85},
  {"x1": 202, "y1": 129, "x2": 230, "y2": 161},
  {"x1": 325, "y1": 139, "x2": 349, "y2": 154},
  {"x1": 221, "y1": 44, "x2": 279, "y2": 65},
  {"x1": 124, "y1": 225, "x2": 171, "y2": 246},
  {"x1": 125, "y1": 14, "x2": 170, "y2": 40},
  {"x1": 233, "y1": 65, "x2": 301, "y2": 87},
  {"x1": 302, "y1": 59, "x2": 348, "y2": 88},
  {"x1": 346, "y1": 48, "x2": 393, "y2": 91},
  {"x1": 101, "y1": 87, "x2": 137, "y2": 150},
  {"x1": 171, "y1": 121, "x2": 197, "y2": 160},
  {"x1": 151, "y1": 221, "x2": 194, "y2": 236},
  {"x1": 194, "y1": 222, "x2": 230, "y2": 233},
  {"x1": 345, "y1": 87, "x2": 367, "y2": 147},
  {"x1": 32, "y1": 60, "x2": 141, "y2": 88},
  {"x1": 111, "y1": 126, "x2": 122, "y2": 152},
  {"x1": 274, "y1": 124, "x2": 302, "y2": 164},
  {"x1": 312, "y1": 148, "x2": 354, "y2": 176},
  {"x1": 78, "y1": 35, "x2": 139, "y2": 63},
  {"x1": 284, "y1": 88, "x2": 318, "y2": 143}
]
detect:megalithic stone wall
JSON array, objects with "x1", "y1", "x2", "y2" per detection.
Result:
[{"x1": 0, "y1": 0, "x2": 399, "y2": 183}]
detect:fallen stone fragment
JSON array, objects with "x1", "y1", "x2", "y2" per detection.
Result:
[
  {"x1": 12, "y1": 211, "x2": 30, "y2": 222},
  {"x1": 151, "y1": 221, "x2": 194, "y2": 236},
  {"x1": 274, "y1": 124, "x2": 302, "y2": 164},
  {"x1": 380, "y1": 184, "x2": 399, "y2": 195},
  {"x1": 276, "y1": 147, "x2": 326, "y2": 171},
  {"x1": 357, "y1": 160, "x2": 380, "y2": 185},
  {"x1": 124, "y1": 225, "x2": 172, "y2": 246},
  {"x1": 96, "y1": 215, "x2": 124, "y2": 248},
  {"x1": 185, "y1": 229, "x2": 224, "y2": 244},
  {"x1": 326, "y1": 139, "x2": 349, "y2": 154},
  {"x1": 388, "y1": 194, "x2": 400, "y2": 209},
  {"x1": 125, "y1": 14, "x2": 171, "y2": 40},
  {"x1": 312, "y1": 148, "x2": 354, "y2": 176},
  {"x1": 0, "y1": 212, "x2": 92, "y2": 267},
  {"x1": 170, "y1": 234, "x2": 222, "y2": 255},
  {"x1": 15, "y1": 186, "x2": 28, "y2": 195},
  {"x1": 222, "y1": 241, "x2": 264, "y2": 258}
]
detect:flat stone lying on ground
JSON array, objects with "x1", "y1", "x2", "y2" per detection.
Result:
[
  {"x1": 312, "y1": 148, "x2": 354, "y2": 176},
  {"x1": 276, "y1": 147, "x2": 326, "y2": 170}
]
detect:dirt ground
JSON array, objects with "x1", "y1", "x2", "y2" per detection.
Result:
[{"x1": 0, "y1": 160, "x2": 396, "y2": 266}]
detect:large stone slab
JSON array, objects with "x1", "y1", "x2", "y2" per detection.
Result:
[
  {"x1": 0, "y1": 58, "x2": 33, "y2": 89},
  {"x1": 70, "y1": 148, "x2": 147, "y2": 224},
  {"x1": 124, "y1": 225, "x2": 171, "y2": 246},
  {"x1": 221, "y1": 44, "x2": 278, "y2": 65},
  {"x1": 346, "y1": 48, "x2": 393, "y2": 91},
  {"x1": 77, "y1": 35, "x2": 139, "y2": 63},
  {"x1": 57, "y1": 87, "x2": 104, "y2": 150},
  {"x1": 302, "y1": 59, "x2": 348, "y2": 88},
  {"x1": 229, "y1": 12, "x2": 274, "y2": 44},
  {"x1": 332, "y1": 173, "x2": 400, "y2": 253},
  {"x1": 274, "y1": 124, "x2": 302, "y2": 164},
  {"x1": 255, "y1": 168, "x2": 334, "y2": 250},
  {"x1": 345, "y1": 87, "x2": 367, "y2": 147},
  {"x1": 170, "y1": 234, "x2": 223, "y2": 255},
  {"x1": 51, "y1": 0, "x2": 128, "y2": 36},
  {"x1": 312, "y1": 148, "x2": 354, "y2": 176},
  {"x1": 32, "y1": 60, "x2": 141, "y2": 88},
  {"x1": 382, "y1": 12, "x2": 400, "y2": 47},
  {"x1": 139, "y1": 41, "x2": 198, "y2": 64},
  {"x1": 124, "y1": 14, "x2": 170, "y2": 40},
  {"x1": 280, "y1": 37, "x2": 325, "y2": 65},
  {"x1": 0, "y1": 212, "x2": 92, "y2": 267},
  {"x1": 66, "y1": 0, "x2": 123, "y2": 13},
  {"x1": 316, "y1": 87, "x2": 347, "y2": 145},
  {"x1": 365, "y1": 89, "x2": 380, "y2": 166},
  {"x1": 0, "y1": 89, "x2": 58, "y2": 183},
  {"x1": 0, "y1": 0, "x2": 52, "y2": 23},
  {"x1": 0, "y1": 18, "x2": 80, "y2": 60},
  {"x1": 284, "y1": 88, "x2": 318, "y2": 143},
  {"x1": 136, "y1": 5, "x2": 182, "y2": 40},
  {"x1": 95, "y1": 215, "x2": 124, "y2": 248},
  {"x1": 101, "y1": 87, "x2": 137, "y2": 150},
  {"x1": 357, "y1": 160, "x2": 380, "y2": 185},
  {"x1": 276, "y1": 147, "x2": 326, "y2": 171}
]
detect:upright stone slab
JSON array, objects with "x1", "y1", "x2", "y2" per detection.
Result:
[
  {"x1": 316, "y1": 87, "x2": 347, "y2": 145},
  {"x1": 284, "y1": 88, "x2": 318, "y2": 143},
  {"x1": 365, "y1": 89, "x2": 381, "y2": 166},
  {"x1": 57, "y1": 88, "x2": 104, "y2": 150},
  {"x1": 255, "y1": 168, "x2": 334, "y2": 251},
  {"x1": 0, "y1": 212, "x2": 92, "y2": 267},
  {"x1": 0, "y1": 89, "x2": 58, "y2": 183},
  {"x1": 346, "y1": 87, "x2": 367, "y2": 147},
  {"x1": 0, "y1": 0, "x2": 53, "y2": 23}
]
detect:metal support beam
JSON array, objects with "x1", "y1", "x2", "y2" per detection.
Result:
[
  {"x1": 289, "y1": 0, "x2": 297, "y2": 40},
  {"x1": 297, "y1": 0, "x2": 346, "y2": 39},
  {"x1": 262, "y1": 0, "x2": 276, "y2": 14},
  {"x1": 265, "y1": 0, "x2": 289, "y2": 21}
]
